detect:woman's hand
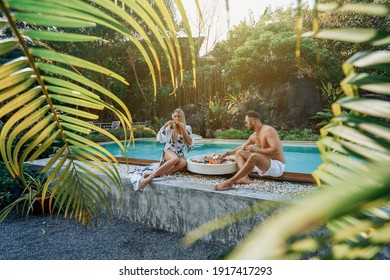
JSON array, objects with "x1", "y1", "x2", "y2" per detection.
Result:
[{"x1": 163, "y1": 120, "x2": 175, "y2": 128}]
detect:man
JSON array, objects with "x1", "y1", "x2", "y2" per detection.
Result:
[{"x1": 213, "y1": 110, "x2": 285, "y2": 191}]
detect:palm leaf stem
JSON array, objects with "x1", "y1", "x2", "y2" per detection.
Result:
[{"x1": 0, "y1": 2, "x2": 73, "y2": 182}]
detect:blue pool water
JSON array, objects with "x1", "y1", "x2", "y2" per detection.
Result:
[{"x1": 100, "y1": 139, "x2": 321, "y2": 174}]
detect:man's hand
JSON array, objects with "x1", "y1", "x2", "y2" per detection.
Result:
[{"x1": 244, "y1": 144, "x2": 258, "y2": 153}]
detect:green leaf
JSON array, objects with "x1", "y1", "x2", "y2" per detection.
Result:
[
  {"x1": 371, "y1": 223, "x2": 390, "y2": 244},
  {"x1": 0, "y1": 96, "x2": 46, "y2": 176},
  {"x1": 303, "y1": 29, "x2": 390, "y2": 46},
  {"x1": 321, "y1": 153, "x2": 368, "y2": 173},
  {"x1": 37, "y1": 63, "x2": 108, "y2": 96},
  {"x1": 317, "y1": 3, "x2": 390, "y2": 17},
  {"x1": 0, "y1": 78, "x2": 35, "y2": 103},
  {"x1": 325, "y1": 124, "x2": 389, "y2": 154},
  {"x1": 341, "y1": 73, "x2": 390, "y2": 95},
  {"x1": 61, "y1": 123, "x2": 91, "y2": 135},
  {"x1": 24, "y1": 30, "x2": 104, "y2": 42},
  {"x1": 45, "y1": 79, "x2": 101, "y2": 100},
  {"x1": 64, "y1": 131, "x2": 117, "y2": 163},
  {"x1": 31, "y1": 48, "x2": 128, "y2": 85},
  {"x1": 18, "y1": 122, "x2": 57, "y2": 166},
  {"x1": 332, "y1": 114, "x2": 390, "y2": 142},
  {"x1": 0, "y1": 38, "x2": 19, "y2": 56},
  {"x1": 49, "y1": 94, "x2": 104, "y2": 110},
  {"x1": 14, "y1": 13, "x2": 96, "y2": 28},
  {"x1": 72, "y1": 151, "x2": 121, "y2": 190},
  {"x1": 38, "y1": 63, "x2": 133, "y2": 129},
  {"x1": 317, "y1": 136, "x2": 349, "y2": 155},
  {"x1": 54, "y1": 105, "x2": 99, "y2": 119},
  {"x1": 0, "y1": 57, "x2": 28, "y2": 80},
  {"x1": 345, "y1": 51, "x2": 390, "y2": 72},
  {"x1": 340, "y1": 140, "x2": 390, "y2": 162},
  {"x1": 9, "y1": 0, "x2": 104, "y2": 23},
  {"x1": 0, "y1": 18, "x2": 8, "y2": 31},
  {"x1": 228, "y1": 161, "x2": 390, "y2": 259},
  {"x1": 10, "y1": 107, "x2": 51, "y2": 166},
  {"x1": 28, "y1": 130, "x2": 61, "y2": 162},
  {"x1": 58, "y1": 115, "x2": 126, "y2": 153},
  {"x1": 0, "y1": 68, "x2": 34, "y2": 91},
  {"x1": 0, "y1": 86, "x2": 41, "y2": 119},
  {"x1": 336, "y1": 97, "x2": 390, "y2": 119}
]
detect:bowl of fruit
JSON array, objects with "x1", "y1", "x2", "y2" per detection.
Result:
[{"x1": 187, "y1": 153, "x2": 238, "y2": 175}]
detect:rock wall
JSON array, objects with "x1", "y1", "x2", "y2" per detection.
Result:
[
  {"x1": 181, "y1": 77, "x2": 322, "y2": 135},
  {"x1": 229, "y1": 77, "x2": 322, "y2": 128}
]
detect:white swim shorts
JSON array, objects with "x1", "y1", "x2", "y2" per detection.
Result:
[{"x1": 253, "y1": 159, "x2": 285, "y2": 177}]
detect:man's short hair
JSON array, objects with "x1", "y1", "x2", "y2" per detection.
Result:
[{"x1": 245, "y1": 110, "x2": 260, "y2": 120}]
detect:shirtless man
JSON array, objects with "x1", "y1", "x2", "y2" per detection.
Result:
[{"x1": 213, "y1": 110, "x2": 285, "y2": 191}]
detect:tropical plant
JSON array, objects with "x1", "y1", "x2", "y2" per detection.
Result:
[
  {"x1": 312, "y1": 81, "x2": 345, "y2": 127},
  {"x1": 278, "y1": 128, "x2": 319, "y2": 141},
  {"x1": 0, "y1": 0, "x2": 198, "y2": 224},
  {"x1": 207, "y1": 99, "x2": 228, "y2": 129},
  {"x1": 185, "y1": 0, "x2": 390, "y2": 260},
  {"x1": 0, "y1": 170, "x2": 52, "y2": 220},
  {"x1": 215, "y1": 128, "x2": 252, "y2": 140},
  {"x1": 224, "y1": 91, "x2": 245, "y2": 110}
]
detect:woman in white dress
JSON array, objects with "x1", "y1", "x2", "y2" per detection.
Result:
[{"x1": 139, "y1": 108, "x2": 193, "y2": 190}]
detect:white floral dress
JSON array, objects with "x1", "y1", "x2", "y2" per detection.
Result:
[{"x1": 156, "y1": 125, "x2": 194, "y2": 165}]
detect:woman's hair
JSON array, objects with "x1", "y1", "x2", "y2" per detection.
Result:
[
  {"x1": 173, "y1": 108, "x2": 186, "y2": 126},
  {"x1": 172, "y1": 108, "x2": 186, "y2": 142}
]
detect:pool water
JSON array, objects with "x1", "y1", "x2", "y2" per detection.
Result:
[{"x1": 100, "y1": 139, "x2": 322, "y2": 174}]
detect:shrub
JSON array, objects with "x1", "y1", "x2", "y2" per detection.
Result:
[
  {"x1": 215, "y1": 128, "x2": 252, "y2": 139},
  {"x1": 0, "y1": 162, "x2": 45, "y2": 212},
  {"x1": 216, "y1": 128, "x2": 319, "y2": 141},
  {"x1": 279, "y1": 128, "x2": 319, "y2": 141}
]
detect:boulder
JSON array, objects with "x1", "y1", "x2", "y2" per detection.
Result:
[
  {"x1": 186, "y1": 114, "x2": 206, "y2": 137},
  {"x1": 228, "y1": 77, "x2": 322, "y2": 128}
]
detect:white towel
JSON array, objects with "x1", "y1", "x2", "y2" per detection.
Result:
[{"x1": 128, "y1": 163, "x2": 159, "y2": 191}]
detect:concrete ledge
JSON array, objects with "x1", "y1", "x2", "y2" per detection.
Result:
[
  {"x1": 115, "y1": 176, "x2": 292, "y2": 245},
  {"x1": 30, "y1": 159, "x2": 295, "y2": 246},
  {"x1": 28, "y1": 159, "x2": 390, "y2": 258}
]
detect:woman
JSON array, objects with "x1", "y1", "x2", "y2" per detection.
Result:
[{"x1": 139, "y1": 108, "x2": 193, "y2": 190}]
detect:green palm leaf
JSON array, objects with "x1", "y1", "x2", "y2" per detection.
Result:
[{"x1": 0, "y1": 0, "x2": 195, "y2": 224}]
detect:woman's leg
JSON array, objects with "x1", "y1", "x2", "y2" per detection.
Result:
[
  {"x1": 139, "y1": 149, "x2": 180, "y2": 190},
  {"x1": 165, "y1": 157, "x2": 187, "y2": 174}
]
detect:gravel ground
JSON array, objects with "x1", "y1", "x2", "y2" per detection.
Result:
[
  {"x1": 0, "y1": 212, "x2": 232, "y2": 260},
  {"x1": 162, "y1": 170, "x2": 317, "y2": 197}
]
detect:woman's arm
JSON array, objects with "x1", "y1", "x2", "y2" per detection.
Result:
[{"x1": 157, "y1": 120, "x2": 174, "y2": 143}]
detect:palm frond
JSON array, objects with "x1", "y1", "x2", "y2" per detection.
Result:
[{"x1": 0, "y1": 0, "x2": 194, "y2": 223}]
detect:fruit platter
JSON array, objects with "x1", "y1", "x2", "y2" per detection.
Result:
[{"x1": 187, "y1": 153, "x2": 238, "y2": 175}]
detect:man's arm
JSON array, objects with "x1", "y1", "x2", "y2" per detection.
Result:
[{"x1": 222, "y1": 135, "x2": 254, "y2": 158}]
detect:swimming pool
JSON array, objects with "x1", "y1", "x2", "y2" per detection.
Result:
[{"x1": 100, "y1": 139, "x2": 321, "y2": 174}]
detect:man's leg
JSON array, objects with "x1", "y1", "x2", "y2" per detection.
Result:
[
  {"x1": 213, "y1": 153, "x2": 271, "y2": 191},
  {"x1": 235, "y1": 149, "x2": 252, "y2": 184}
]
